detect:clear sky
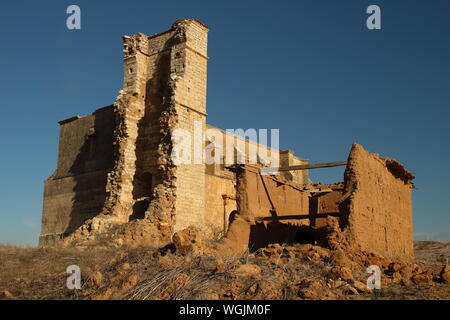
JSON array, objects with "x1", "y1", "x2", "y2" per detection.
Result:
[{"x1": 0, "y1": 0, "x2": 449, "y2": 245}]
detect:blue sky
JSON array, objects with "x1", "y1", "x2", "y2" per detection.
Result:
[{"x1": 0, "y1": 0, "x2": 449, "y2": 245}]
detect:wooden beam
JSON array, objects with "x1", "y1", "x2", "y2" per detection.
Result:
[
  {"x1": 259, "y1": 173, "x2": 278, "y2": 215},
  {"x1": 261, "y1": 161, "x2": 347, "y2": 174},
  {"x1": 255, "y1": 212, "x2": 340, "y2": 221}
]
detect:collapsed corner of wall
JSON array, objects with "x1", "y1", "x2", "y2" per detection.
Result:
[{"x1": 340, "y1": 143, "x2": 415, "y2": 259}]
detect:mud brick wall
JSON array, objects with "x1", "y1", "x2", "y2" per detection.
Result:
[
  {"x1": 235, "y1": 165, "x2": 310, "y2": 250},
  {"x1": 236, "y1": 165, "x2": 309, "y2": 224},
  {"x1": 342, "y1": 143, "x2": 414, "y2": 259},
  {"x1": 310, "y1": 188, "x2": 343, "y2": 228}
]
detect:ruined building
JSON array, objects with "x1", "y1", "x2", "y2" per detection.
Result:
[
  {"x1": 40, "y1": 19, "x2": 308, "y2": 246},
  {"x1": 40, "y1": 19, "x2": 415, "y2": 260}
]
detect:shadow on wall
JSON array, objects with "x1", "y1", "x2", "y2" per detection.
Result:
[
  {"x1": 129, "y1": 32, "x2": 182, "y2": 221},
  {"x1": 129, "y1": 48, "x2": 172, "y2": 221},
  {"x1": 65, "y1": 107, "x2": 115, "y2": 237}
]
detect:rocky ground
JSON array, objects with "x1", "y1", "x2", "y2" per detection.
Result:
[{"x1": 0, "y1": 238, "x2": 449, "y2": 300}]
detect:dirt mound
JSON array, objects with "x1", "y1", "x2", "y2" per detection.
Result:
[
  {"x1": 213, "y1": 215, "x2": 251, "y2": 258},
  {"x1": 172, "y1": 226, "x2": 211, "y2": 256}
]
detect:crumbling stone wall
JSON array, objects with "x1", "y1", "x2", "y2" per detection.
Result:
[
  {"x1": 102, "y1": 28, "x2": 177, "y2": 230},
  {"x1": 341, "y1": 143, "x2": 415, "y2": 259},
  {"x1": 90, "y1": 20, "x2": 209, "y2": 233}
]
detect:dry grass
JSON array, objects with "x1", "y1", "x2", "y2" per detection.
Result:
[
  {"x1": 0, "y1": 241, "x2": 449, "y2": 300},
  {"x1": 0, "y1": 244, "x2": 127, "y2": 299}
]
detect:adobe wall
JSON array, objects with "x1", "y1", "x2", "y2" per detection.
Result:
[
  {"x1": 309, "y1": 184, "x2": 343, "y2": 228},
  {"x1": 236, "y1": 165, "x2": 309, "y2": 222},
  {"x1": 232, "y1": 165, "x2": 309, "y2": 250},
  {"x1": 342, "y1": 143, "x2": 415, "y2": 259}
]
